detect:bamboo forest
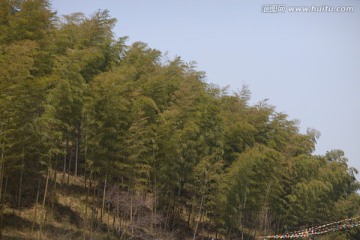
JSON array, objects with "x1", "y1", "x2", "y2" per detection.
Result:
[{"x1": 0, "y1": 1, "x2": 359, "y2": 239}]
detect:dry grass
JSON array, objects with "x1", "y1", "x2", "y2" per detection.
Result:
[
  {"x1": 2, "y1": 172, "x2": 110, "y2": 240},
  {"x1": 2, "y1": 170, "x2": 185, "y2": 240}
]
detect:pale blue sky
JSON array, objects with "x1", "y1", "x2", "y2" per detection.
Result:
[{"x1": 51, "y1": 1, "x2": 360, "y2": 176}]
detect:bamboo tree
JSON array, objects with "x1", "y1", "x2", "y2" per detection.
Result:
[
  {"x1": 39, "y1": 156, "x2": 51, "y2": 240},
  {"x1": 31, "y1": 179, "x2": 41, "y2": 234},
  {"x1": 0, "y1": 3, "x2": 360, "y2": 239}
]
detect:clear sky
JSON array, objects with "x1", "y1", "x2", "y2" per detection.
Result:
[{"x1": 51, "y1": 1, "x2": 360, "y2": 176}]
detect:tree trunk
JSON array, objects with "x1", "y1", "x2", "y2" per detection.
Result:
[
  {"x1": 18, "y1": 148, "x2": 24, "y2": 212},
  {"x1": 193, "y1": 192, "x2": 205, "y2": 240},
  {"x1": 107, "y1": 201, "x2": 110, "y2": 234},
  {"x1": 188, "y1": 197, "x2": 194, "y2": 227},
  {"x1": 101, "y1": 177, "x2": 107, "y2": 221},
  {"x1": 241, "y1": 184, "x2": 248, "y2": 240},
  {"x1": 0, "y1": 171, "x2": 2, "y2": 240},
  {"x1": 116, "y1": 185, "x2": 120, "y2": 230},
  {"x1": 151, "y1": 189, "x2": 157, "y2": 234},
  {"x1": 67, "y1": 145, "x2": 73, "y2": 185},
  {"x1": 83, "y1": 117, "x2": 88, "y2": 189},
  {"x1": 75, "y1": 125, "x2": 80, "y2": 177},
  {"x1": 263, "y1": 181, "x2": 272, "y2": 235},
  {"x1": 89, "y1": 172, "x2": 97, "y2": 239},
  {"x1": 0, "y1": 176, "x2": 8, "y2": 240},
  {"x1": 151, "y1": 146, "x2": 157, "y2": 234},
  {"x1": 62, "y1": 139, "x2": 68, "y2": 184},
  {"x1": 90, "y1": 173, "x2": 96, "y2": 240},
  {"x1": 83, "y1": 170, "x2": 91, "y2": 240},
  {"x1": 0, "y1": 112, "x2": 8, "y2": 237},
  {"x1": 83, "y1": 123, "x2": 88, "y2": 240},
  {"x1": 0, "y1": 134, "x2": 4, "y2": 240},
  {"x1": 39, "y1": 161, "x2": 51, "y2": 239},
  {"x1": 112, "y1": 203, "x2": 116, "y2": 230},
  {"x1": 31, "y1": 180, "x2": 41, "y2": 234},
  {"x1": 85, "y1": 171, "x2": 91, "y2": 219},
  {"x1": 0, "y1": 162, "x2": 3, "y2": 203},
  {"x1": 96, "y1": 174, "x2": 101, "y2": 220},
  {"x1": 130, "y1": 193, "x2": 133, "y2": 235},
  {"x1": 52, "y1": 158, "x2": 58, "y2": 210}
]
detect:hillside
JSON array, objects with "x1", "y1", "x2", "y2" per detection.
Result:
[
  {"x1": 1, "y1": 1, "x2": 360, "y2": 239},
  {"x1": 2, "y1": 173, "x2": 178, "y2": 240}
]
